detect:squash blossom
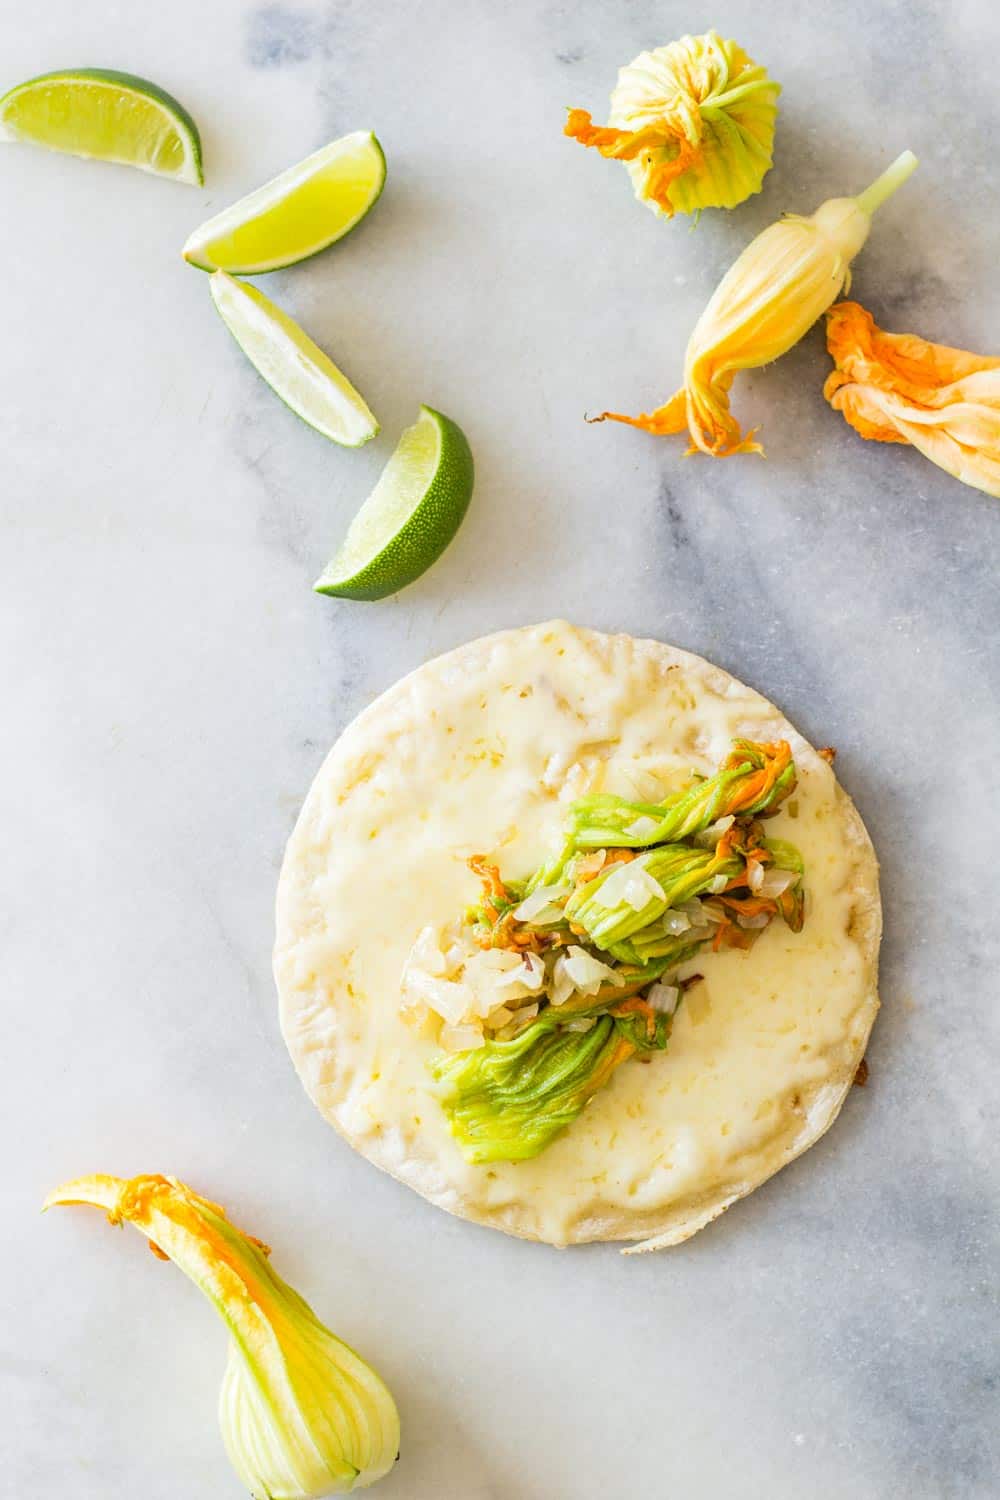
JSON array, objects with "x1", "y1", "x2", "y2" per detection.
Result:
[
  {"x1": 568, "y1": 738, "x2": 796, "y2": 849},
  {"x1": 45, "y1": 1174, "x2": 400, "y2": 1497},
  {"x1": 429, "y1": 739, "x2": 804, "y2": 1164},
  {"x1": 565, "y1": 30, "x2": 779, "y2": 220},
  {"x1": 825, "y1": 301, "x2": 1000, "y2": 499},
  {"x1": 595, "y1": 150, "x2": 918, "y2": 457}
]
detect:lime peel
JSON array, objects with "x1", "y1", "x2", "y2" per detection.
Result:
[
  {"x1": 0, "y1": 68, "x2": 202, "y2": 183},
  {"x1": 315, "y1": 406, "x2": 474, "y2": 601},
  {"x1": 183, "y1": 130, "x2": 386, "y2": 274},
  {"x1": 209, "y1": 271, "x2": 378, "y2": 447}
]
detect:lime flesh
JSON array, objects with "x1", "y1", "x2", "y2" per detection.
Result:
[
  {"x1": 210, "y1": 272, "x2": 378, "y2": 447},
  {"x1": 0, "y1": 68, "x2": 202, "y2": 183},
  {"x1": 183, "y1": 131, "x2": 385, "y2": 274},
  {"x1": 315, "y1": 407, "x2": 474, "y2": 601}
]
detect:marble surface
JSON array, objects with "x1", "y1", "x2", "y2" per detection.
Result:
[{"x1": 4, "y1": 2, "x2": 999, "y2": 1496}]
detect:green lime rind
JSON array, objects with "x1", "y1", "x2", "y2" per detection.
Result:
[
  {"x1": 182, "y1": 131, "x2": 386, "y2": 274},
  {"x1": 0, "y1": 68, "x2": 203, "y2": 183},
  {"x1": 209, "y1": 271, "x2": 378, "y2": 448},
  {"x1": 315, "y1": 406, "x2": 474, "y2": 601}
]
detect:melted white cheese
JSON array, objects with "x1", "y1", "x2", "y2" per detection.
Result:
[{"x1": 276, "y1": 622, "x2": 879, "y2": 1248}]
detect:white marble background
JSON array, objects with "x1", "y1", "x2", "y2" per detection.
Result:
[{"x1": 3, "y1": 1, "x2": 998, "y2": 1496}]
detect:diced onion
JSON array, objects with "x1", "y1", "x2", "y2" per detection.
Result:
[
  {"x1": 591, "y1": 861, "x2": 634, "y2": 908},
  {"x1": 624, "y1": 815, "x2": 660, "y2": 840},
  {"x1": 695, "y1": 814, "x2": 735, "y2": 849},
  {"x1": 677, "y1": 898, "x2": 711, "y2": 929},
  {"x1": 459, "y1": 948, "x2": 543, "y2": 1017},
  {"x1": 513, "y1": 884, "x2": 571, "y2": 922},
  {"x1": 551, "y1": 946, "x2": 623, "y2": 1005},
  {"x1": 526, "y1": 903, "x2": 566, "y2": 927},
  {"x1": 404, "y1": 970, "x2": 475, "y2": 1025},
  {"x1": 737, "y1": 912, "x2": 770, "y2": 930},
  {"x1": 573, "y1": 850, "x2": 607, "y2": 882},
  {"x1": 405, "y1": 926, "x2": 448, "y2": 977},
  {"x1": 625, "y1": 868, "x2": 667, "y2": 911},
  {"x1": 404, "y1": 940, "x2": 546, "y2": 1027},
  {"x1": 474, "y1": 948, "x2": 524, "y2": 972},
  {"x1": 563, "y1": 946, "x2": 624, "y2": 993},
  {"x1": 564, "y1": 1017, "x2": 597, "y2": 1033},
  {"x1": 759, "y1": 868, "x2": 798, "y2": 898},
  {"x1": 660, "y1": 909, "x2": 692, "y2": 937},
  {"x1": 647, "y1": 982, "x2": 680, "y2": 1015},
  {"x1": 495, "y1": 1005, "x2": 539, "y2": 1040},
  {"x1": 521, "y1": 951, "x2": 547, "y2": 990},
  {"x1": 550, "y1": 955, "x2": 576, "y2": 1007},
  {"x1": 709, "y1": 874, "x2": 729, "y2": 894},
  {"x1": 492, "y1": 951, "x2": 546, "y2": 994},
  {"x1": 595, "y1": 861, "x2": 665, "y2": 911},
  {"x1": 747, "y1": 862, "x2": 765, "y2": 893},
  {"x1": 439, "y1": 1023, "x2": 486, "y2": 1053}
]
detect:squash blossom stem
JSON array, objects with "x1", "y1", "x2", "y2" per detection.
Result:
[{"x1": 855, "y1": 149, "x2": 919, "y2": 217}]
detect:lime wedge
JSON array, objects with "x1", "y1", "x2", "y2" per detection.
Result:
[
  {"x1": 0, "y1": 68, "x2": 202, "y2": 183},
  {"x1": 183, "y1": 131, "x2": 385, "y2": 273},
  {"x1": 210, "y1": 272, "x2": 378, "y2": 447},
  {"x1": 315, "y1": 407, "x2": 474, "y2": 601}
]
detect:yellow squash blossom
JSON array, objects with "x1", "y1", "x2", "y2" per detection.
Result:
[
  {"x1": 825, "y1": 301, "x2": 1000, "y2": 499},
  {"x1": 565, "y1": 30, "x2": 779, "y2": 220},
  {"x1": 594, "y1": 151, "x2": 918, "y2": 456},
  {"x1": 45, "y1": 1174, "x2": 400, "y2": 1497}
]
